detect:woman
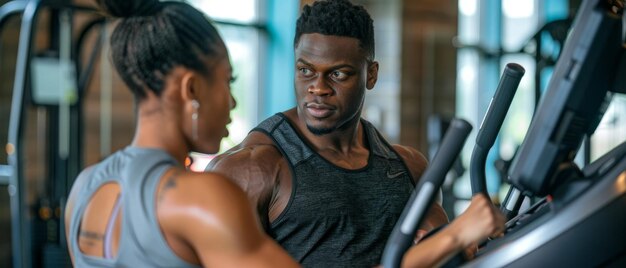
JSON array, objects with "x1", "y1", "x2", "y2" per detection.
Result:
[
  {"x1": 65, "y1": 0, "x2": 503, "y2": 267},
  {"x1": 64, "y1": 0, "x2": 298, "y2": 266}
]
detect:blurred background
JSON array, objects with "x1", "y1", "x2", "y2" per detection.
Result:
[{"x1": 0, "y1": 0, "x2": 625, "y2": 267}]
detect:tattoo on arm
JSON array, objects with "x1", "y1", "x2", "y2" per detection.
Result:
[
  {"x1": 158, "y1": 169, "x2": 181, "y2": 202},
  {"x1": 78, "y1": 230, "x2": 103, "y2": 248},
  {"x1": 80, "y1": 230, "x2": 104, "y2": 241}
]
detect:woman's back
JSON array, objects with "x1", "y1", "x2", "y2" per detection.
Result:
[
  {"x1": 67, "y1": 147, "x2": 197, "y2": 267},
  {"x1": 65, "y1": 146, "x2": 299, "y2": 267}
]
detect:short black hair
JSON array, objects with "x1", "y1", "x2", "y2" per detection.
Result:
[
  {"x1": 98, "y1": 0, "x2": 224, "y2": 100},
  {"x1": 295, "y1": 0, "x2": 375, "y2": 60}
]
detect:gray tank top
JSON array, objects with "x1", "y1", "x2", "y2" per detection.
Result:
[
  {"x1": 254, "y1": 114, "x2": 415, "y2": 267},
  {"x1": 68, "y1": 147, "x2": 199, "y2": 268}
]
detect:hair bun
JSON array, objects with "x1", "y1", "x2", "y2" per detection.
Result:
[{"x1": 97, "y1": 0, "x2": 163, "y2": 18}]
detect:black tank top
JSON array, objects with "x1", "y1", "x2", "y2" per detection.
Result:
[{"x1": 253, "y1": 113, "x2": 415, "y2": 267}]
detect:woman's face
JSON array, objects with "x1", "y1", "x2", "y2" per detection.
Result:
[{"x1": 192, "y1": 55, "x2": 236, "y2": 154}]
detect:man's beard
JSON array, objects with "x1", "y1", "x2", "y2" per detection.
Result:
[{"x1": 306, "y1": 124, "x2": 336, "y2": 136}]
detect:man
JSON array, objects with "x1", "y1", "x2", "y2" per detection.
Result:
[{"x1": 208, "y1": 0, "x2": 454, "y2": 266}]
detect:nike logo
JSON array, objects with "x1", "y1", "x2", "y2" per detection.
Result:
[{"x1": 386, "y1": 170, "x2": 406, "y2": 179}]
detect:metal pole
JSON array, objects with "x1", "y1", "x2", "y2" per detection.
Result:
[
  {"x1": 100, "y1": 21, "x2": 111, "y2": 158},
  {"x1": 8, "y1": 1, "x2": 41, "y2": 267}
]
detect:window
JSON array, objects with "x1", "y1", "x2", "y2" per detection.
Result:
[
  {"x1": 187, "y1": 0, "x2": 265, "y2": 170},
  {"x1": 192, "y1": 0, "x2": 261, "y2": 23}
]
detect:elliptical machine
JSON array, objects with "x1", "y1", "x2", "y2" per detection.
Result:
[
  {"x1": 381, "y1": 0, "x2": 626, "y2": 266},
  {"x1": 466, "y1": 0, "x2": 626, "y2": 266}
]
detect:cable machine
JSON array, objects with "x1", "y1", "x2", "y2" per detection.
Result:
[{"x1": 0, "y1": 0, "x2": 105, "y2": 266}]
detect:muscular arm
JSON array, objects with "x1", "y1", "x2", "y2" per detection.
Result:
[
  {"x1": 401, "y1": 194, "x2": 505, "y2": 268},
  {"x1": 206, "y1": 133, "x2": 288, "y2": 231},
  {"x1": 158, "y1": 171, "x2": 299, "y2": 268},
  {"x1": 392, "y1": 145, "x2": 449, "y2": 235}
]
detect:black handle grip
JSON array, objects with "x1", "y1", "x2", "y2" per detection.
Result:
[
  {"x1": 381, "y1": 119, "x2": 473, "y2": 268},
  {"x1": 470, "y1": 63, "x2": 525, "y2": 195}
]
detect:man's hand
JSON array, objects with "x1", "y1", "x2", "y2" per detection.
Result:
[
  {"x1": 448, "y1": 194, "x2": 505, "y2": 249},
  {"x1": 401, "y1": 194, "x2": 505, "y2": 268}
]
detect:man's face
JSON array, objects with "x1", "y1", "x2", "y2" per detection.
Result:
[{"x1": 294, "y1": 33, "x2": 378, "y2": 135}]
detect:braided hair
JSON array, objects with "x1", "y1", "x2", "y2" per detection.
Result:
[
  {"x1": 97, "y1": 0, "x2": 225, "y2": 100},
  {"x1": 295, "y1": 0, "x2": 375, "y2": 60}
]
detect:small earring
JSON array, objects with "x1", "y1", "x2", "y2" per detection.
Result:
[{"x1": 191, "y1": 99, "x2": 200, "y2": 140}]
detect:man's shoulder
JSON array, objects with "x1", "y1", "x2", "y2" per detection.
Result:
[
  {"x1": 240, "y1": 130, "x2": 278, "y2": 148},
  {"x1": 215, "y1": 132, "x2": 284, "y2": 165},
  {"x1": 390, "y1": 144, "x2": 428, "y2": 181},
  {"x1": 390, "y1": 144, "x2": 425, "y2": 159},
  {"x1": 207, "y1": 131, "x2": 288, "y2": 182}
]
